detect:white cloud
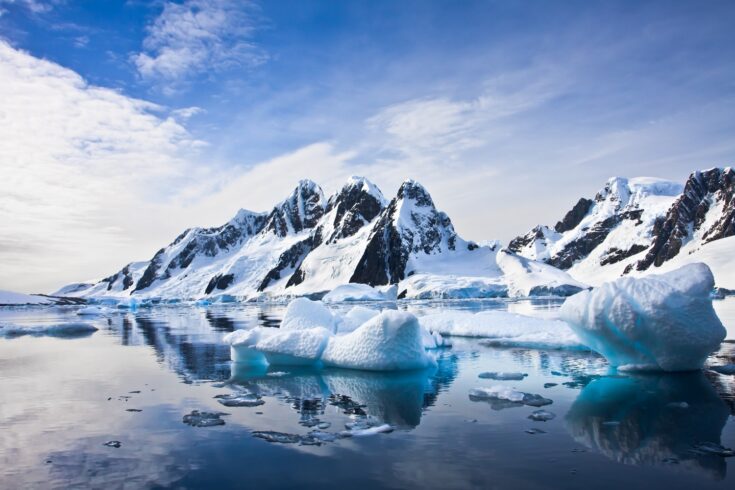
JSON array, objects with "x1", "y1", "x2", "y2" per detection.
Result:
[
  {"x1": 0, "y1": 0, "x2": 55, "y2": 14},
  {"x1": 131, "y1": 0, "x2": 267, "y2": 87},
  {"x1": 0, "y1": 40, "x2": 208, "y2": 292}
]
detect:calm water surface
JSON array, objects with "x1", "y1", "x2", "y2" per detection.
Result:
[{"x1": 0, "y1": 299, "x2": 734, "y2": 489}]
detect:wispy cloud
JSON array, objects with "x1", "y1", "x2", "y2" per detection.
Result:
[
  {"x1": 0, "y1": 0, "x2": 55, "y2": 14},
  {"x1": 131, "y1": 0, "x2": 267, "y2": 91}
]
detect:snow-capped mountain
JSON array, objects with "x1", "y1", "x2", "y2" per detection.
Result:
[
  {"x1": 59, "y1": 176, "x2": 584, "y2": 301},
  {"x1": 510, "y1": 167, "x2": 734, "y2": 287}
]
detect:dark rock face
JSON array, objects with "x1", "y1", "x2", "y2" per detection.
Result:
[
  {"x1": 320, "y1": 179, "x2": 385, "y2": 244},
  {"x1": 350, "y1": 180, "x2": 460, "y2": 286},
  {"x1": 258, "y1": 237, "x2": 314, "y2": 291},
  {"x1": 507, "y1": 226, "x2": 550, "y2": 254},
  {"x1": 205, "y1": 273, "x2": 234, "y2": 295},
  {"x1": 599, "y1": 244, "x2": 648, "y2": 266},
  {"x1": 263, "y1": 180, "x2": 325, "y2": 237},
  {"x1": 635, "y1": 168, "x2": 735, "y2": 271},
  {"x1": 555, "y1": 198, "x2": 593, "y2": 233},
  {"x1": 101, "y1": 263, "x2": 136, "y2": 291},
  {"x1": 548, "y1": 215, "x2": 621, "y2": 269},
  {"x1": 133, "y1": 211, "x2": 266, "y2": 293}
]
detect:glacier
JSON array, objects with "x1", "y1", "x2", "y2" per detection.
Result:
[{"x1": 559, "y1": 263, "x2": 726, "y2": 371}]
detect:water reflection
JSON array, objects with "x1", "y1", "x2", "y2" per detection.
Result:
[
  {"x1": 565, "y1": 372, "x2": 731, "y2": 479},
  {"x1": 229, "y1": 353, "x2": 459, "y2": 429}
]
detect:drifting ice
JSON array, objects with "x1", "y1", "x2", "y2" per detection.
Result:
[
  {"x1": 225, "y1": 299, "x2": 438, "y2": 371},
  {"x1": 322, "y1": 284, "x2": 397, "y2": 303},
  {"x1": 559, "y1": 263, "x2": 726, "y2": 371}
]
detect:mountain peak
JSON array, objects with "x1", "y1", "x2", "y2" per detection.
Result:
[
  {"x1": 397, "y1": 179, "x2": 434, "y2": 207},
  {"x1": 263, "y1": 181, "x2": 326, "y2": 237}
]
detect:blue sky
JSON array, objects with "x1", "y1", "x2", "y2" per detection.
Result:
[{"x1": 1, "y1": 0, "x2": 734, "y2": 292}]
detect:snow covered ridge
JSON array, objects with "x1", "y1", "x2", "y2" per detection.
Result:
[
  {"x1": 560, "y1": 263, "x2": 726, "y2": 372},
  {"x1": 55, "y1": 176, "x2": 586, "y2": 302},
  {"x1": 509, "y1": 167, "x2": 735, "y2": 289}
]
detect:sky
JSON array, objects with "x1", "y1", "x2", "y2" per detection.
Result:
[{"x1": 1, "y1": 0, "x2": 734, "y2": 293}]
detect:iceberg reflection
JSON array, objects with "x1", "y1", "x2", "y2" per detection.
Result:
[
  {"x1": 565, "y1": 372, "x2": 731, "y2": 479},
  {"x1": 230, "y1": 353, "x2": 458, "y2": 429}
]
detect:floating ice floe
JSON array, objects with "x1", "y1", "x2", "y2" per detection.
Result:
[
  {"x1": 0, "y1": 322, "x2": 98, "y2": 339},
  {"x1": 560, "y1": 263, "x2": 726, "y2": 371},
  {"x1": 322, "y1": 284, "x2": 397, "y2": 303},
  {"x1": 478, "y1": 372, "x2": 528, "y2": 381},
  {"x1": 419, "y1": 310, "x2": 586, "y2": 350},
  {"x1": 528, "y1": 409, "x2": 556, "y2": 421},
  {"x1": 182, "y1": 410, "x2": 228, "y2": 427},
  {"x1": 225, "y1": 299, "x2": 441, "y2": 371},
  {"x1": 77, "y1": 306, "x2": 109, "y2": 316},
  {"x1": 469, "y1": 386, "x2": 553, "y2": 409}
]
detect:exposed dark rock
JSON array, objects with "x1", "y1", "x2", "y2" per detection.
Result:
[
  {"x1": 263, "y1": 180, "x2": 325, "y2": 237},
  {"x1": 205, "y1": 273, "x2": 234, "y2": 295},
  {"x1": 636, "y1": 167, "x2": 735, "y2": 271},
  {"x1": 599, "y1": 244, "x2": 648, "y2": 266},
  {"x1": 555, "y1": 198, "x2": 593, "y2": 233},
  {"x1": 258, "y1": 237, "x2": 314, "y2": 291},
  {"x1": 508, "y1": 226, "x2": 552, "y2": 254}
]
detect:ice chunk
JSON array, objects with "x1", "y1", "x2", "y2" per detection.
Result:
[
  {"x1": 398, "y1": 273, "x2": 508, "y2": 300},
  {"x1": 256, "y1": 327, "x2": 331, "y2": 366},
  {"x1": 421, "y1": 327, "x2": 451, "y2": 349},
  {"x1": 478, "y1": 372, "x2": 528, "y2": 381},
  {"x1": 528, "y1": 409, "x2": 556, "y2": 421},
  {"x1": 280, "y1": 298, "x2": 339, "y2": 334},
  {"x1": 0, "y1": 322, "x2": 98, "y2": 339},
  {"x1": 560, "y1": 263, "x2": 726, "y2": 371},
  {"x1": 419, "y1": 310, "x2": 585, "y2": 350},
  {"x1": 76, "y1": 306, "x2": 109, "y2": 316},
  {"x1": 469, "y1": 386, "x2": 552, "y2": 408},
  {"x1": 214, "y1": 393, "x2": 265, "y2": 407},
  {"x1": 322, "y1": 311, "x2": 436, "y2": 371},
  {"x1": 338, "y1": 306, "x2": 380, "y2": 333},
  {"x1": 322, "y1": 284, "x2": 397, "y2": 303},
  {"x1": 340, "y1": 423, "x2": 393, "y2": 437},
  {"x1": 251, "y1": 431, "x2": 302, "y2": 444},
  {"x1": 224, "y1": 328, "x2": 269, "y2": 365},
  {"x1": 182, "y1": 410, "x2": 228, "y2": 427}
]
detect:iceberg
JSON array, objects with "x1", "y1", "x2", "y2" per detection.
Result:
[
  {"x1": 256, "y1": 327, "x2": 331, "y2": 366},
  {"x1": 280, "y1": 298, "x2": 339, "y2": 334},
  {"x1": 224, "y1": 328, "x2": 269, "y2": 365},
  {"x1": 322, "y1": 311, "x2": 436, "y2": 371},
  {"x1": 338, "y1": 305, "x2": 380, "y2": 333},
  {"x1": 322, "y1": 284, "x2": 397, "y2": 303},
  {"x1": 419, "y1": 310, "x2": 585, "y2": 350},
  {"x1": 560, "y1": 263, "x2": 726, "y2": 371}
]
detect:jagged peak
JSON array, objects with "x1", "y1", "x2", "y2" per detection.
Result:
[
  {"x1": 340, "y1": 176, "x2": 387, "y2": 204},
  {"x1": 263, "y1": 180, "x2": 326, "y2": 237},
  {"x1": 396, "y1": 179, "x2": 434, "y2": 207}
]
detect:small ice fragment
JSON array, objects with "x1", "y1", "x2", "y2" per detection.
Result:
[
  {"x1": 308, "y1": 430, "x2": 340, "y2": 443},
  {"x1": 690, "y1": 442, "x2": 734, "y2": 457},
  {"x1": 77, "y1": 306, "x2": 107, "y2": 316},
  {"x1": 215, "y1": 393, "x2": 265, "y2": 407},
  {"x1": 103, "y1": 441, "x2": 121, "y2": 448},
  {"x1": 525, "y1": 428, "x2": 546, "y2": 435},
  {"x1": 478, "y1": 372, "x2": 527, "y2": 381},
  {"x1": 251, "y1": 431, "x2": 303, "y2": 444},
  {"x1": 528, "y1": 410, "x2": 556, "y2": 421},
  {"x1": 469, "y1": 386, "x2": 525, "y2": 403},
  {"x1": 317, "y1": 422, "x2": 331, "y2": 430},
  {"x1": 340, "y1": 424, "x2": 393, "y2": 437},
  {"x1": 522, "y1": 394, "x2": 553, "y2": 407},
  {"x1": 544, "y1": 383, "x2": 558, "y2": 388},
  {"x1": 182, "y1": 410, "x2": 228, "y2": 427}
]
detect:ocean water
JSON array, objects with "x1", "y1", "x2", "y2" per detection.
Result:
[{"x1": 0, "y1": 298, "x2": 733, "y2": 489}]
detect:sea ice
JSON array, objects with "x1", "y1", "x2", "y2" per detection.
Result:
[
  {"x1": 469, "y1": 386, "x2": 552, "y2": 408},
  {"x1": 528, "y1": 409, "x2": 556, "y2": 421},
  {"x1": 0, "y1": 322, "x2": 98, "y2": 339},
  {"x1": 560, "y1": 263, "x2": 726, "y2": 371},
  {"x1": 214, "y1": 393, "x2": 265, "y2": 407},
  {"x1": 478, "y1": 372, "x2": 528, "y2": 381},
  {"x1": 280, "y1": 298, "x2": 339, "y2": 334},
  {"x1": 321, "y1": 311, "x2": 436, "y2": 371},
  {"x1": 419, "y1": 310, "x2": 585, "y2": 350},
  {"x1": 322, "y1": 283, "x2": 397, "y2": 303},
  {"x1": 340, "y1": 423, "x2": 394, "y2": 437},
  {"x1": 182, "y1": 410, "x2": 228, "y2": 427}
]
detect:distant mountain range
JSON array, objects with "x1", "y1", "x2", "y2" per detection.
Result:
[{"x1": 55, "y1": 168, "x2": 735, "y2": 302}]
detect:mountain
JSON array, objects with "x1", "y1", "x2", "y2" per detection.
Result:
[
  {"x1": 59, "y1": 176, "x2": 585, "y2": 301},
  {"x1": 509, "y1": 167, "x2": 734, "y2": 288}
]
